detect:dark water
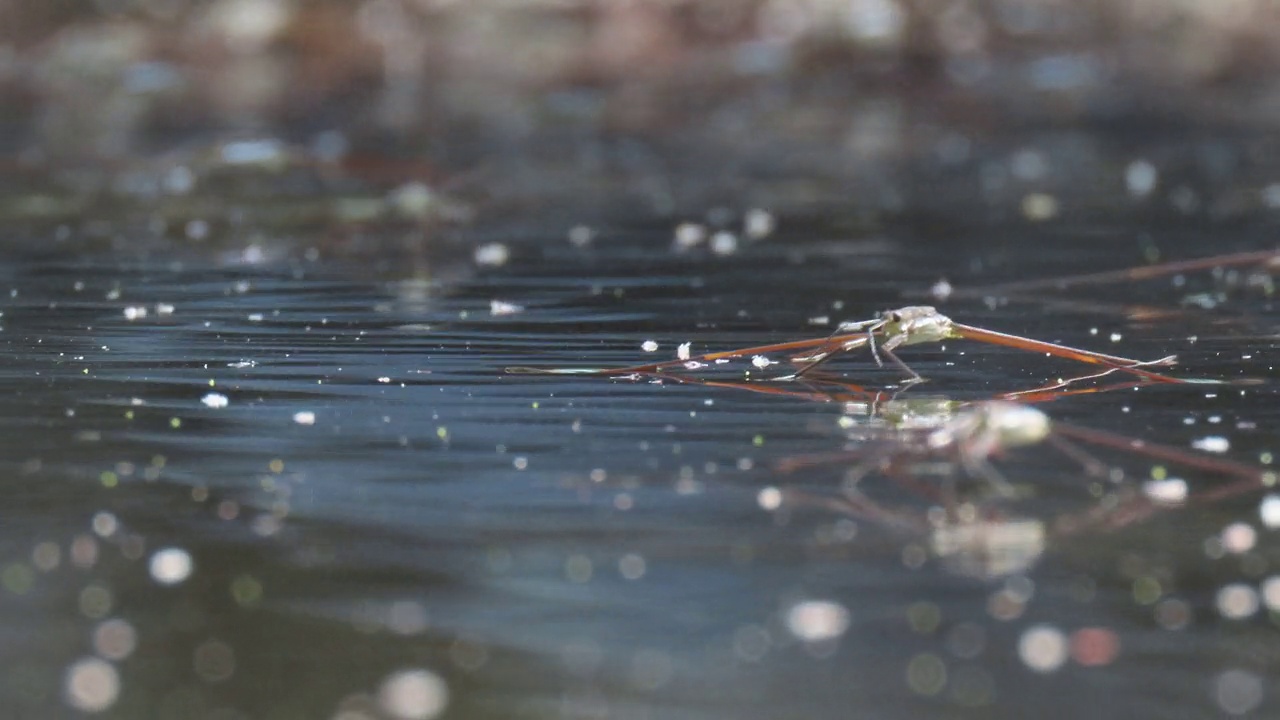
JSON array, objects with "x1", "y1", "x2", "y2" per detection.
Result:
[{"x1": 1, "y1": 198, "x2": 1279, "y2": 720}]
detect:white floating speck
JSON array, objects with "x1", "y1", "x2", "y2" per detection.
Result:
[
  {"x1": 123, "y1": 306, "x2": 148, "y2": 320},
  {"x1": 1125, "y1": 160, "x2": 1158, "y2": 198},
  {"x1": 489, "y1": 299, "x2": 524, "y2": 316},
  {"x1": 201, "y1": 393, "x2": 229, "y2": 409},
  {"x1": 293, "y1": 411, "x2": 316, "y2": 425},
  {"x1": 808, "y1": 315, "x2": 830, "y2": 326},
  {"x1": 1109, "y1": 332, "x2": 1122, "y2": 342},
  {"x1": 710, "y1": 231, "x2": 739, "y2": 256},
  {"x1": 930, "y1": 278, "x2": 953, "y2": 302},
  {"x1": 751, "y1": 355, "x2": 773, "y2": 369},
  {"x1": 155, "y1": 303, "x2": 175, "y2": 315},
  {"x1": 757, "y1": 486, "x2": 782, "y2": 511},
  {"x1": 185, "y1": 219, "x2": 209, "y2": 241},
  {"x1": 744, "y1": 208, "x2": 776, "y2": 240},
  {"x1": 474, "y1": 243, "x2": 510, "y2": 267},
  {"x1": 388, "y1": 181, "x2": 437, "y2": 219},
  {"x1": 1260, "y1": 495, "x2": 1280, "y2": 528},
  {"x1": 1192, "y1": 436, "x2": 1230, "y2": 453},
  {"x1": 785, "y1": 600, "x2": 850, "y2": 643},
  {"x1": 641, "y1": 340, "x2": 659, "y2": 352},
  {"x1": 378, "y1": 668, "x2": 450, "y2": 720},
  {"x1": 673, "y1": 223, "x2": 707, "y2": 250},
  {"x1": 677, "y1": 342, "x2": 691, "y2": 361},
  {"x1": 568, "y1": 225, "x2": 594, "y2": 247},
  {"x1": 1142, "y1": 478, "x2": 1188, "y2": 505},
  {"x1": 149, "y1": 547, "x2": 193, "y2": 585}
]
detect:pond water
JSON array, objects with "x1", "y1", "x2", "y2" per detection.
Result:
[{"x1": 2, "y1": 150, "x2": 1279, "y2": 720}]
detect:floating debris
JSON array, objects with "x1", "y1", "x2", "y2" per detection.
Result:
[
  {"x1": 757, "y1": 486, "x2": 782, "y2": 511},
  {"x1": 489, "y1": 299, "x2": 524, "y2": 316},
  {"x1": 568, "y1": 225, "x2": 595, "y2": 247},
  {"x1": 1125, "y1": 160, "x2": 1158, "y2": 198},
  {"x1": 1260, "y1": 495, "x2": 1280, "y2": 528},
  {"x1": 784, "y1": 600, "x2": 850, "y2": 643},
  {"x1": 293, "y1": 411, "x2": 316, "y2": 426},
  {"x1": 474, "y1": 243, "x2": 510, "y2": 267},
  {"x1": 1142, "y1": 478, "x2": 1188, "y2": 504},
  {"x1": 710, "y1": 231, "x2": 739, "y2": 256},
  {"x1": 672, "y1": 222, "x2": 707, "y2": 251},
  {"x1": 201, "y1": 392, "x2": 229, "y2": 409},
  {"x1": 378, "y1": 668, "x2": 449, "y2": 720},
  {"x1": 388, "y1": 181, "x2": 438, "y2": 220},
  {"x1": 744, "y1": 208, "x2": 775, "y2": 240},
  {"x1": 1191, "y1": 436, "x2": 1230, "y2": 453}
]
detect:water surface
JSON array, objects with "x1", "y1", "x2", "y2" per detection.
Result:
[{"x1": 1, "y1": 190, "x2": 1279, "y2": 720}]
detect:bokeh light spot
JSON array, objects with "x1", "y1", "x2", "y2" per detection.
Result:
[
  {"x1": 64, "y1": 657, "x2": 119, "y2": 713},
  {"x1": 1018, "y1": 624, "x2": 1067, "y2": 673},
  {"x1": 1070, "y1": 627, "x2": 1120, "y2": 667},
  {"x1": 905, "y1": 653, "x2": 947, "y2": 696},
  {"x1": 149, "y1": 547, "x2": 193, "y2": 585},
  {"x1": 1214, "y1": 669, "x2": 1263, "y2": 715}
]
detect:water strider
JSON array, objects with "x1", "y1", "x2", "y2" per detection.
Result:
[{"x1": 508, "y1": 305, "x2": 1185, "y2": 384}]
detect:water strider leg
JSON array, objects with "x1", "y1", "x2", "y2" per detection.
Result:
[
  {"x1": 1044, "y1": 434, "x2": 1110, "y2": 478},
  {"x1": 878, "y1": 344, "x2": 923, "y2": 382}
]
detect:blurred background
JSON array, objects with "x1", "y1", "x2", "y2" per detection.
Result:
[{"x1": 7, "y1": 0, "x2": 1280, "y2": 239}]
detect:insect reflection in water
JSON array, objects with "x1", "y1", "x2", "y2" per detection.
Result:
[{"x1": 764, "y1": 397, "x2": 1273, "y2": 579}]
